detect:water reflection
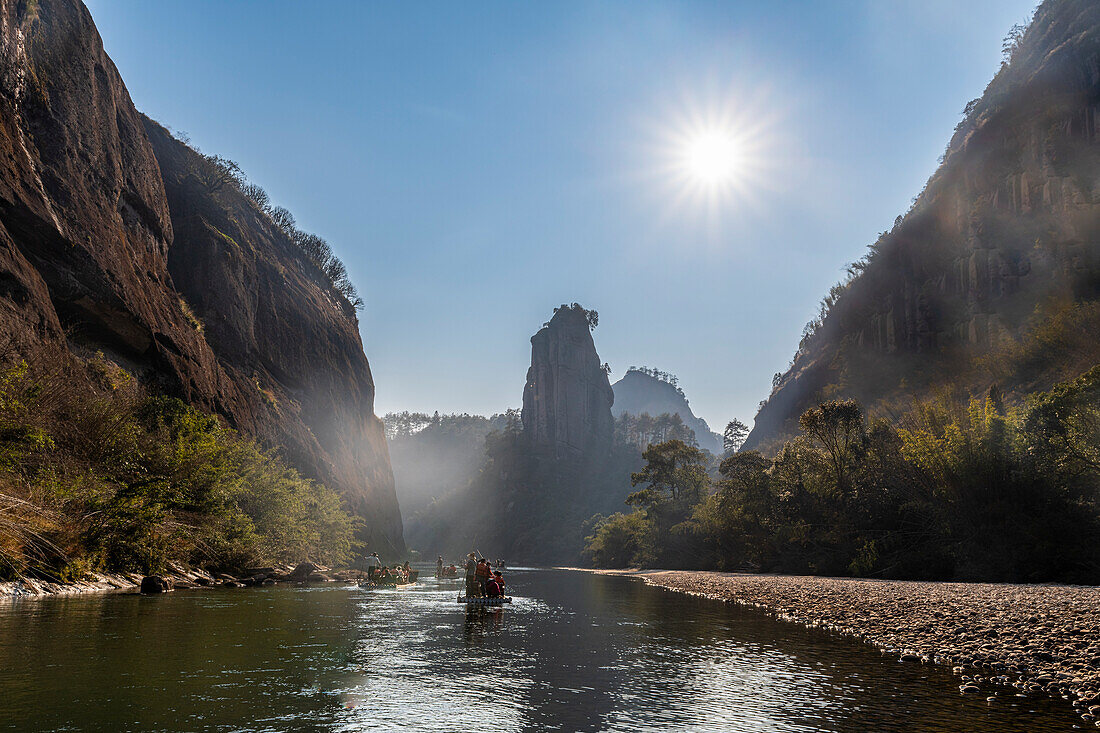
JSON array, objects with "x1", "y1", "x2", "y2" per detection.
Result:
[{"x1": 0, "y1": 569, "x2": 1084, "y2": 732}]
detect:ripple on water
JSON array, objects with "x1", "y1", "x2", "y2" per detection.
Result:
[{"x1": 0, "y1": 568, "x2": 1088, "y2": 732}]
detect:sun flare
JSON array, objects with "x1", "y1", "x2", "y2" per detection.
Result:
[
  {"x1": 682, "y1": 131, "x2": 742, "y2": 186},
  {"x1": 642, "y1": 81, "x2": 787, "y2": 230}
]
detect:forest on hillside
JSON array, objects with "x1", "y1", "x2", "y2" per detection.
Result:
[{"x1": 587, "y1": 371, "x2": 1100, "y2": 583}]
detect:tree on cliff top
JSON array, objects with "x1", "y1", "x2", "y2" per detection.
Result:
[
  {"x1": 553, "y1": 302, "x2": 598, "y2": 331},
  {"x1": 179, "y1": 134, "x2": 365, "y2": 315}
]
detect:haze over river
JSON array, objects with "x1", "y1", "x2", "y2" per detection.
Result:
[{"x1": 0, "y1": 569, "x2": 1083, "y2": 731}]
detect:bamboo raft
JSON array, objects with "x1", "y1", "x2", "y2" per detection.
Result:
[
  {"x1": 358, "y1": 570, "x2": 419, "y2": 587},
  {"x1": 457, "y1": 595, "x2": 512, "y2": 606}
]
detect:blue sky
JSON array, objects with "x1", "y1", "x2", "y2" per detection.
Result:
[{"x1": 87, "y1": 0, "x2": 1036, "y2": 433}]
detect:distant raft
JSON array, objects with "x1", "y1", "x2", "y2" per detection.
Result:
[
  {"x1": 358, "y1": 570, "x2": 419, "y2": 588},
  {"x1": 457, "y1": 595, "x2": 512, "y2": 606}
]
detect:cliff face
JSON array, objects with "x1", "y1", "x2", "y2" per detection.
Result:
[
  {"x1": 0, "y1": 0, "x2": 233, "y2": 406},
  {"x1": 0, "y1": 0, "x2": 403, "y2": 555},
  {"x1": 410, "y1": 306, "x2": 633, "y2": 562},
  {"x1": 747, "y1": 0, "x2": 1100, "y2": 449},
  {"x1": 611, "y1": 370, "x2": 722, "y2": 453},
  {"x1": 522, "y1": 305, "x2": 614, "y2": 458},
  {"x1": 142, "y1": 120, "x2": 403, "y2": 556}
]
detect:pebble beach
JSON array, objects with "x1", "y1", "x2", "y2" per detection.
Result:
[{"x1": 594, "y1": 569, "x2": 1100, "y2": 726}]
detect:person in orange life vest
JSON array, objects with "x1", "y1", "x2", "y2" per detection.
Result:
[{"x1": 475, "y1": 558, "x2": 491, "y2": 597}]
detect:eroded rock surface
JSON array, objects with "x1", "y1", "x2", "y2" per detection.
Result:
[
  {"x1": 748, "y1": 0, "x2": 1100, "y2": 448},
  {"x1": 522, "y1": 305, "x2": 614, "y2": 459},
  {"x1": 0, "y1": 0, "x2": 403, "y2": 555},
  {"x1": 143, "y1": 119, "x2": 403, "y2": 556}
]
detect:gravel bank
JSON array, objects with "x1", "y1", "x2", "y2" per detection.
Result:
[{"x1": 597, "y1": 569, "x2": 1100, "y2": 726}]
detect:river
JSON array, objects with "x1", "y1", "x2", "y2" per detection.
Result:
[{"x1": 0, "y1": 568, "x2": 1083, "y2": 731}]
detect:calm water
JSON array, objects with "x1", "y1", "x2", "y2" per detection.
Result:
[{"x1": 0, "y1": 568, "x2": 1083, "y2": 732}]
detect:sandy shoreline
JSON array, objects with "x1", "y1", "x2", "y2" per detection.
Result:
[{"x1": 577, "y1": 568, "x2": 1100, "y2": 725}]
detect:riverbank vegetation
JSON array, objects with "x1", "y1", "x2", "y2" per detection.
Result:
[
  {"x1": 0, "y1": 343, "x2": 357, "y2": 581},
  {"x1": 586, "y1": 370, "x2": 1100, "y2": 583}
]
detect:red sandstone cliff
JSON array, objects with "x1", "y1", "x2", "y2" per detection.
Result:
[{"x1": 0, "y1": 0, "x2": 403, "y2": 555}]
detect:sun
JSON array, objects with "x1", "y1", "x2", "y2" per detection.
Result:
[
  {"x1": 682, "y1": 131, "x2": 742, "y2": 186},
  {"x1": 640, "y1": 81, "x2": 786, "y2": 229}
]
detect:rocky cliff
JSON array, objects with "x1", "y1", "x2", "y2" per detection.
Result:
[
  {"x1": 0, "y1": 0, "x2": 403, "y2": 555},
  {"x1": 522, "y1": 304, "x2": 615, "y2": 459},
  {"x1": 612, "y1": 369, "x2": 722, "y2": 453},
  {"x1": 409, "y1": 305, "x2": 634, "y2": 562},
  {"x1": 747, "y1": 0, "x2": 1100, "y2": 449},
  {"x1": 143, "y1": 120, "x2": 403, "y2": 556},
  {"x1": 0, "y1": 0, "x2": 231, "y2": 403}
]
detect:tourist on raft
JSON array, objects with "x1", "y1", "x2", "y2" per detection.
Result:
[
  {"x1": 366, "y1": 552, "x2": 381, "y2": 581},
  {"x1": 437, "y1": 556, "x2": 444, "y2": 577},
  {"x1": 475, "y1": 557, "x2": 491, "y2": 596},
  {"x1": 464, "y1": 553, "x2": 479, "y2": 597},
  {"x1": 486, "y1": 571, "x2": 505, "y2": 598}
]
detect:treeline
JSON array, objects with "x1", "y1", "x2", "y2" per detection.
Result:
[
  {"x1": 404, "y1": 406, "x2": 717, "y2": 559},
  {"x1": 189, "y1": 148, "x2": 364, "y2": 312},
  {"x1": 626, "y1": 366, "x2": 687, "y2": 399},
  {"x1": 408, "y1": 409, "x2": 644, "y2": 562},
  {"x1": 614, "y1": 412, "x2": 697, "y2": 451},
  {"x1": 386, "y1": 410, "x2": 521, "y2": 531},
  {"x1": 587, "y1": 371, "x2": 1100, "y2": 583},
  {"x1": 383, "y1": 410, "x2": 519, "y2": 442},
  {"x1": 0, "y1": 343, "x2": 357, "y2": 581}
]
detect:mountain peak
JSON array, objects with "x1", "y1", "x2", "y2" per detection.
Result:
[{"x1": 612, "y1": 368, "x2": 721, "y2": 454}]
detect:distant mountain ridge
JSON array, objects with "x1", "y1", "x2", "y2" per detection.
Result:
[{"x1": 612, "y1": 368, "x2": 722, "y2": 453}]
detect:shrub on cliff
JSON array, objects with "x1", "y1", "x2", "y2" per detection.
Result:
[
  {"x1": 0, "y1": 343, "x2": 357, "y2": 580},
  {"x1": 186, "y1": 144, "x2": 365, "y2": 315}
]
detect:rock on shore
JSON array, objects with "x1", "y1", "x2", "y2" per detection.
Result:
[
  {"x1": 0, "y1": 565, "x2": 216, "y2": 597},
  {"x1": 0, "y1": 562, "x2": 356, "y2": 597},
  {"x1": 601, "y1": 570, "x2": 1100, "y2": 726}
]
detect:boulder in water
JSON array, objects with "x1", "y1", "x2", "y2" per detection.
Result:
[
  {"x1": 140, "y1": 576, "x2": 173, "y2": 594},
  {"x1": 288, "y1": 562, "x2": 319, "y2": 581}
]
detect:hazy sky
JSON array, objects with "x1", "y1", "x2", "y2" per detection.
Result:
[{"x1": 87, "y1": 0, "x2": 1036, "y2": 433}]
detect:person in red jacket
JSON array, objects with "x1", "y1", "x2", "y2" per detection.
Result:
[{"x1": 485, "y1": 571, "x2": 505, "y2": 598}]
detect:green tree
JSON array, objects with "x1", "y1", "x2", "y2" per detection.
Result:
[
  {"x1": 1026, "y1": 365, "x2": 1100, "y2": 476},
  {"x1": 722, "y1": 418, "x2": 749, "y2": 454},
  {"x1": 627, "y1": 439, "x2": 709, "y2": 511},
  {"x1": 798, "y1": 400, "x2": 865, "y2": 492}
]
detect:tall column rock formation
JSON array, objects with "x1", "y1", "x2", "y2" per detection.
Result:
[{"x1": 522, "y1": 305, "x2": 614, "y2": 459}]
